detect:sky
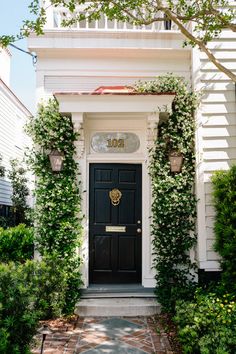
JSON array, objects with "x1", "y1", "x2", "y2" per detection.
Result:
[{"x1": 0, "y1": 1, "x2": 36, "y2": 114}]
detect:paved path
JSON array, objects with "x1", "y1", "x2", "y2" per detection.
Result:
[{"x1": 32, "y1": 316, "x2": 174, "y2": 354}]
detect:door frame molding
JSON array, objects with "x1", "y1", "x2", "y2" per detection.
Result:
[
  {"x1": 76, "y1": 113, "x2": 158, "y2": 288},
  {"x1": 84, "y1": 157, "x2": 153, "y2": 287}
]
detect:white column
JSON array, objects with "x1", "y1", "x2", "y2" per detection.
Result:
[
  {"x1": 142, "y1": 112, "x2": 160, "y2": 287},
  {"x1": 71, "y1": 112, "x2": 89, "y2": 287}
]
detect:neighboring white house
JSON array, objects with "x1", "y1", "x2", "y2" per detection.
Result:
[
  {"x1": 28, "y1": 3, "x2": 236, "y2": 288},
  {"x1": 0, "y1": 47, "x2": 32, "y2": 216}
]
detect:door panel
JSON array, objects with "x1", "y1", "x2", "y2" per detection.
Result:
[
  {"x1": 118, "y1": 236, "x2": 136, "y2": 270},
  {"x1": 89, "y1": 163, "x2": 142, "y2": 284},
  {"x1": 94, "y1": 190, "x2": 111, "y2": 224},
  {"x1": 119, "y1": 170, "x2": 136, "y2": 184},
  {"x1": 93, "y1": 235, "x2": 112, "y2": 270},
  {"x1": 118, "y1": 190, "x2": 136, "y2": 224}
]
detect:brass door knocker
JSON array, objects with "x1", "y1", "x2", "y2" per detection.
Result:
[{"x1": 109, "y1": 188, "x2": 122, "y2": 206}]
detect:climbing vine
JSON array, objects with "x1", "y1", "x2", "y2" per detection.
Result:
[
  {"x1": 135, "y1": 74, "x2": 198, "y2": 312},
  {"x1": 26, "y1": 99, "x2": 83, "y2": 314}
]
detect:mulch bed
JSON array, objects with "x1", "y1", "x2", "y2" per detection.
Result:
[{"x1": 155, "y1": 313, "x2": 183, "y2": 354}]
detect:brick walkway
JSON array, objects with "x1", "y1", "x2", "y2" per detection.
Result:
[{"x1": 32, "y1": 316, "x2": 174, "y2": 354}]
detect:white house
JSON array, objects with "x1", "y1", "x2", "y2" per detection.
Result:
[
  {"x1": 0, "y1": 47, "x2": 32, "y2": 218},
  {"x1": 27, "y1": 3, "x2": 236, "y2": 292}
]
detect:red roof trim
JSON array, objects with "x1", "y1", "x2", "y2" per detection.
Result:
[
  {"x1": 54, "y1": 85, "x2": 175, "y2": 96},
  {"x1": 54, "y1": 91, "x2": 175, "y2": 96}
]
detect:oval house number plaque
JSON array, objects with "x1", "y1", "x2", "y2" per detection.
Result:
[{"x1": 91, "y1": 132, "x2": 140, "y2": 153}]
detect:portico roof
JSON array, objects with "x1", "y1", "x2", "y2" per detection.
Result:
[{"x1": 54, "y1": 86, "x2": 175, "y2": 114}]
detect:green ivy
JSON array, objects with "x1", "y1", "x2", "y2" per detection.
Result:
[
  {"x1": 135, "y1": 74, "x2": 198, "y2": 312},
  {"x1": 26, "y1": 99, "x2": 83, "y2": 315}
]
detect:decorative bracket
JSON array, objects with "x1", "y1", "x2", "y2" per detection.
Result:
[
  {"x1": 147, "y1": 113, "x2": 160, "y2": 151},
  {"x1": 72, "y1": 113, "x2": 85, "y2": 159}
]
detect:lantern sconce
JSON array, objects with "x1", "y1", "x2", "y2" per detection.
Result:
[
  {"x1": 48, "y1": 150, "x2": 64, "y2": 172},
  {"x1": 168, "y1": 150, "x2": 184, "y2": 173}
]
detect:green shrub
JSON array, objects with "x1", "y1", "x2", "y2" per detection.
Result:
[
  {"x1": 0, "y1": 257, "x2": 76, "y2": 354},
  {"x1": 30, "y1": 254, "x2": 80, "y2": 319},
  {"x1": 0, "y1": 261, "x2": 40, "y2": 354},
  {"x1": 33, "y1": 254, "x2": 68, "y2": 319},
  {"x1": 0, "y1": 224, "x2": 34, "y2": 263},
  {"x1": 175, "y1": 291, "x2": 236, "y2": 354},
  {"x1": 212, "y1": 166, "x2": 236, "y2": 293},
  {"x1": 62, "y1": 257, "x2": 82, "y2": 315}
]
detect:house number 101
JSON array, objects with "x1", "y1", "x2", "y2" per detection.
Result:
[{"x1": 107, "y1": 138, "x2": 125, "y2": 148}]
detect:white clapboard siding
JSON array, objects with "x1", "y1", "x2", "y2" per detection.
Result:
[
  {"x1": 202, "y1": 81, "x2": 235, "y2": 90},
  {"x1": 202, "y1": 126, "x2": 236, "y2": 137},
  {"x1": 0, "y1": 80, "x2": 31, "y2": 206},
  {"x1": 44, "y1": 75, "x2": 155, "y2": 92},
  {"x1": 204, "y1": 160, "x2": 236, "y2": 172},
  {"x1": 202, "y1": 90, "x2": 235, "y2": 103},
  {"x1": 197, "y1": 26, "x2": 236, "y2": 265},
  {"x1": 201, "y1": 61, "x2": 236, "y2": 71},
  {"x1": 203, "y1": 137, "x2": 236, "y2": 149},
  {"x1": 41, "y1": 52, "x2": 190, "y2": 93},
  {"x1": 44, "y1": 73, "x2": 190, "y2": 93},
  {"x1": 0, "y1": 178, "x2": 12, "y2": 205},
  {"x1": 201, "y1": 72, "x2": 232, "y2": 81},
  {"x1": 204, "y1": 148, "x2": 236, "y2": 161},
  {"x1": 200, "y1": 51, "x2": 236, "y2": 60},
  {"x1": 202, "y1": 102, "x2": 236, "y2": 114},
  {"x1": 203, "y1": 113, "x2": 236, "y2": 126}
]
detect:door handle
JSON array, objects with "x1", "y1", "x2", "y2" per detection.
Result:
[{"x1": 137, "y1": 228, "x2": 142, "y2": 234}]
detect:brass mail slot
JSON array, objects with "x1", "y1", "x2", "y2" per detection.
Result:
[{"x1": 105, "y1": 226, "x2": 126, "y2": 233}]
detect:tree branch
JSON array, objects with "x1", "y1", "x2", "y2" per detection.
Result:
[{"x1": 162, "y1": 7, "x2": 236, "y2": 82}]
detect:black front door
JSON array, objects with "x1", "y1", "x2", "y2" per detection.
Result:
[{"x1": 89, "y1": 163, "x2": 142, "y2": 284}]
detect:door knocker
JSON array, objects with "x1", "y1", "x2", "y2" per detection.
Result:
[{"x1": 109, "y1": 188, "x2": 122, "y2": 206}]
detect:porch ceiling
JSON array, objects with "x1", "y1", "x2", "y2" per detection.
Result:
[{"x1": 54, "y1": 91, "x2": 175, "y2": 114}]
